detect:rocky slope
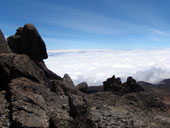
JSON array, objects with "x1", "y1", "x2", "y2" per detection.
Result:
[
  {"x1": 0, "y1": 24, "x2": 170, "y2": 128},
  {"x1": 138, "y1": 80, "x2": 170, "y2": 106}
]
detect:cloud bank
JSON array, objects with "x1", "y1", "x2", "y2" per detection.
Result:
[{"x1": 45, "y1": 49, "x2": 170, "y2": 86}]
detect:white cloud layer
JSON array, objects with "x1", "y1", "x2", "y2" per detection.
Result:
[{"x1": 45, "y1": 49, "x2": 170, "y2": 86}]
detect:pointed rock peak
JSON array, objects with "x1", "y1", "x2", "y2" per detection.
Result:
[
  {"x1": 63, "y1": 73, "x2": 74, "y2": 87},
  {"x1": 7, "y1": 24, "x2": 48, "y2": 61},
  {"x1": 0, "y1": 29, "x2": 5, "y2": 42},
  {"x1": 0, "y1": 29, "x2": 12, "y2": 53}
]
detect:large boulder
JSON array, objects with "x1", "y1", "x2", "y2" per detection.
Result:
[
  {"x1": 75, "y1": 82, "x2": 88, "y2": 92},
  {"x1": 7, "y1": 24, "x2": 48, "y2": 61},
  {"x1": 125, "y1": 76, "x2": 144, "y2": 92},
  {"x1": 0, "y1": 29, "x2": 11, "y2": 53}
]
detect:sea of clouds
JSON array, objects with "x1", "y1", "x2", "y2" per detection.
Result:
[{"x1": 44, "y1": 49, "x2": 170, "y2": 86}]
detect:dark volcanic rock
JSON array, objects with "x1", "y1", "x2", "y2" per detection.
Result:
[
  {"x1": 0, "y1": 91, "x2": 10, "y2": 128},
  {"x1": 63, "y1": 73, "x2": 74, "y2": 87},
  {"x1": 0, "y1": 25, "x2": 170, "y2": 128},
  {"x1": 0, "y1": 29, "x2": 11, "y2": 53},
  {"x1": 103, "y1": 75, "x2": 122, "y2": 91},
  {"x1": 7, "y1": 24, "x2": 48, "y2": 61},
  {"x1": 9, "y1": 77, "x2": 49, "y2": 128},
  {"x1": 0, "y1": 53, "x2": 15, "y2": 89},
  {"x1": 125, "y1": 76, "x2": 145, "y2": 92},
  {"x1": 75, "y1": 82, "x2": 88, "y2": 92},
  {"x1": 0, "y1": 53, "x2": 75, "y2": 128},
  {"x1": 103, "y1": 75, "x2": 144, "y2": 95},
  {"x1": 79, "y1": 92, "x2": 170, "y2": 128},
  {"x1": 103, "y1": 75, "x2": 128, "y2": 95},
  {"x1": 0, "y1": 53, "x2": 46, "y2": 85}
]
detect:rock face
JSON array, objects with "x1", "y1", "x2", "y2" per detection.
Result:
[
  {"x1": 7, "y1": 24, "x2": 48, "y2": 61},
  {"x1": 0, "y1": 29, "x2": 12, "y2": 53},
  {"x1": 9, "y1": 78, "x2": 49, "y2": 128},
  {"x1": 0, "y1": 25, "x2": 170, "y2": 128}
]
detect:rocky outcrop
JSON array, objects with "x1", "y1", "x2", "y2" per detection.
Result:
[
  {"x1": 75, "y1": 82, "x2": 88, "y2": 92},
  {"x1": 0, "y1": 29, "x2": 12, "y2": 53},
  {"x1": 103, "y1": 75, "x2": 144, "y2": 95},
  {"x1": 0, "y1": 52, "x2": 76, "y2": 127},
  {"x1": 63, "y1": 73, "x2": 74, "y2": 87},
  {"x1": 0, "y1": 25, "x2": 170, "y2": 128},
  {"x1": 124, "y1": 76, "x2": 144, "y2": 92},
  {"x1": 103, "y1": 75, "x2": 123, "y2": 92},
  {"x1": 7, "y1": 24, "x2": 48, "y2": 61}
]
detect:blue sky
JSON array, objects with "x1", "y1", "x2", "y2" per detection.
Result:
[{"x1": 1, "y1": 0, "x2": 170, "y2": 50}]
